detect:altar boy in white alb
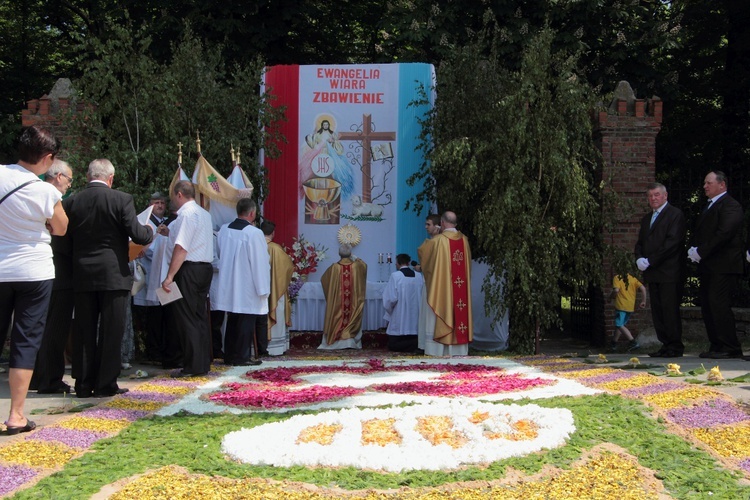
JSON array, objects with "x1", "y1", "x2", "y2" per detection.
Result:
[
  {"x1": 383, "y1": 253, "x2": 424, "y2": 352},
  {"x1": 213, "y1": 198, "x2": 270, "y2": 365}
]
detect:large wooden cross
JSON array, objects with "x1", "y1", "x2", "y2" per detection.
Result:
[{"x1": 338, "y1": 114, "x2": 396, "y2": 203}]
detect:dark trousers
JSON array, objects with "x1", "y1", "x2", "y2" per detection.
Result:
[
  {"x1": 31, "y1": 287, "x2": 74, "y2": 390},
  {"x1": 210, "y1": 310, "x2": 226, "y2": 358},
  {"x1": 168, "y1": 262, "x2": 212, "y2": 375},
  {"x1": 700, "y1": 272, "x2": 741, "y2": 353},
  {"x1": 224, "y1": 313, "x2": 268, "y2": 364},
  {"x1": 73, "y1": 290, "x2": 129, "y2": 394},
  {"x1": 0, "y1": 280, "x2": 53, "y2": 369},
  {"x1": 648, "y1": 281, "x2": 684, "y2": 353},
  {"x1": 161, "y1": 304, "x2": 183, "y2": 368},
  {"x1": 133, "y1": 304, "x2": 168, "y2": 363},
  {"x1": 388, "y1": 334, "x2": 418, "y2": 352}
]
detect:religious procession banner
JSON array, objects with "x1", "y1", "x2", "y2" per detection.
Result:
[
  {"x1": 263, "y1": 63, "x2": 434, "y2": 281},
  {"x1": 169, "y1": 157, "x2": 254, "y2": 230},
  {"x1": 192, "y1": 156, "x2": 254, "y2": 230}
]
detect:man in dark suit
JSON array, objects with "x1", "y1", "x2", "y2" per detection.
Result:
[
  {"x1": 66, "y1": 159, "x2": 153, "y2": 397},
  {"x1": 688, "y1": 171, "x2": 745, "y2": 359},
  {"x1": 635, "y1": 182, "x2": 687, "y2": 358}
]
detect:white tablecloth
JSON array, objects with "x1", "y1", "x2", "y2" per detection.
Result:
[
  {"x1": 290, "y1": 262, "x2": 510, "y2": 352},
  {"x1": 290, "y1": 281, "x2": 388, "y2": 331}
]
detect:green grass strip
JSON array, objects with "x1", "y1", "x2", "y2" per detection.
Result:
[{"x1": 12, "y1": 395, "x2": 750, "y2": 499}]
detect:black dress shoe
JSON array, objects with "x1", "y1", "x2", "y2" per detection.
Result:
[
  {"x1": 648, "y1": 350, "x2": 666, "y2": 358},
  {"x1": 75, "y1": 386, "x2": 93, "y2": 398},
  {"x1": 37, "y1": 382, "x2": 73, "y2": 394},
  {"x1": 699, "y1": 351, "x2": 743, "y2": 360},
  {"x1": 659, "y1": 351, "x2": 683, "y2": 358},
  {"x1": 93, "y1": 388, "x2": 129, "y2": 397},
  {"x1": 231, "y1": 360, "x2": 262, "y2": 366},
  {"x1": 172, "y1": 370, "x2": 208, "y2": 378}
]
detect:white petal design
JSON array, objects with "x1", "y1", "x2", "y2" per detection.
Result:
[{"x1": 222, "y1": 399, "x2": 574, "y2": 472}]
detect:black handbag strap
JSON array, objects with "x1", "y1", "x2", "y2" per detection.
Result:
[{"x1": 0, "y1": 179, "x2": 42, "y2": 206}]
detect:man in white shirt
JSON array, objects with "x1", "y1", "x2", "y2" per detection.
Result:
[
  {"x1": 213, "y1": 198, "x2": 270, "y2": 365},
  {"x1": 160, "y1": 181, "x2": 214, "y2": 377},
  {"x1": 383, "y1": 253, "x2": 424, "y2": 352}
]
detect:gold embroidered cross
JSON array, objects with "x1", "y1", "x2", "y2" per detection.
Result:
[
  {"x1": 454, "y1": 277, "x2": 464, "y2": 288},
  {"x1": 458, "y1": 323, "x2": 468, "y2": 334},
  {"x1": 457, "y1": 299, "x2": 466, "y2": 311}
]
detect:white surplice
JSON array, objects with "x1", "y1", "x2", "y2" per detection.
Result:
[
  {"x1": 382, "y1": 269, "x2": 424, "y2": 336},
  {"x1": 212, "y1": 220, "x2": 270, "y2": 314},
  {"x1": 144, "y1": 233, "x2": 169, "y2": 305}
]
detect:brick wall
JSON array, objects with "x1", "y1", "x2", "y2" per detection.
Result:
[{"x1": 20, "y1": 79, "x2": 89, "y2": 159}]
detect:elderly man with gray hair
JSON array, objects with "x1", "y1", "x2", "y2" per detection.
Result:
[
  {"x1": 65, "y1": 159, "x2": 153, "y2": 398},
  {"x1": 319, "y1": 244, "x2": 367, "y2": 349},
  {"x1": 30, "y1": 160, "x2": 75, "y2": 394}
]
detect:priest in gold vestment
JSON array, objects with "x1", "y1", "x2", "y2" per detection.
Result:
[
  {"x1": 418, "y1": 211, "x2": 473, "y2": 356},
  {"x1": 319, "y1": 244, "x2": 367, "y2": 349},
  {"x1": 262, "y1": 221, "x2": 294, "y2": 356}
]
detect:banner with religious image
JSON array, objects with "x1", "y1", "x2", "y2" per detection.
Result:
[{"x1": 263, "y1": 63, "x2": 434, "y2": 281}]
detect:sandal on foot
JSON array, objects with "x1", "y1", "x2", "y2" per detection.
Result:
[{"x1": 4, "y1": 420, "x2": 36, "y2": 435}]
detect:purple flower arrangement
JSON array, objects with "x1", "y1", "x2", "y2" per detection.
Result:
[
  {"x1": 287, "y1": 278, "x2": 306, "y2": 304},
  {"x1": 583, "y1": 371, "x2": 637, "y2": 385},
  {"x1": 0, "y1": 465, "x2": 38, "y2": 496},
  {"x1": 81, "y1": 407, "x2": 150, "y2": 421},
  {"x1": 27, "y1": 427, "x2": 108, "y2": 449},
  {"x1": 124, "y1": 391, "x2": 181, "y2": 403},
  {"x1": 620, "y1": 381, "x2": 685, "y2": 397},
  {"x1": 667, "y1": 399, "x2": 750, "y2": 428}
]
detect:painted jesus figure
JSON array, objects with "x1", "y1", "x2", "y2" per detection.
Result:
[
  {"x1": 299, "y1": 117, "x2": 354, "y2": 201},
  {"x1": 318, "y1": 244, "x2": 367, "y2": 350}
]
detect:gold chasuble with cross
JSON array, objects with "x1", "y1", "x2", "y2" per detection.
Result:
[
  {"x1": 321, "y1": 258, "x2": 368, "y2": 344},
  {"x1": 419, "y1": 231, "x2": 473, "y2": 345},
  {"x1": 267, "y1": 241, "x2": 294, "y2": 329}
]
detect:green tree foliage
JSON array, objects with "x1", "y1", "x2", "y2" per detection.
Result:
[
  {"x1": 65, "y1": 21, "x2": 284, "y2": 209},
  {"x1": 43, "y1": 0, "x2": 390, "y2": 66},
  {"x1": 410, "y1": 28, "x2": 603, "y2": 353},
  {"x1": 380, "y1": 0, "x2": 679, "y2": 94},
  {"x1": 657, "y1": 0, "x2": 750, "y2": 195}
]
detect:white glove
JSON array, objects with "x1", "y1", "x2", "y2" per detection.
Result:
[
  {"x1": 636, "y1": 258, "x2": 650, "y2": 271},
  {"x1": 746, "y1": 250, "x2": 750, "y2": 264},
  {"x1": 688, "y1": 246, "x2": 701, "y2": 263}
]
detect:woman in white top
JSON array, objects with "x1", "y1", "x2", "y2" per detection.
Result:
[{"x1": 0, "y1": 125, "x2": 67, "y2": 435}]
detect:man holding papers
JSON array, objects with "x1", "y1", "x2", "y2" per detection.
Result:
[
  {"x1": 65, "y1": 159, "x2": 153, "y2": 398},
  {"x1": 160, "y1": 181, "x2": 214, "y2": 377}
]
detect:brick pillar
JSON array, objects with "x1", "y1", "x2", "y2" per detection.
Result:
[
  {"x1": 19, "y1": 79, "x2": 89, "y2": 161},
  {"x1": 595, "y1": 81, "x2": 663, "y2": 343}
]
